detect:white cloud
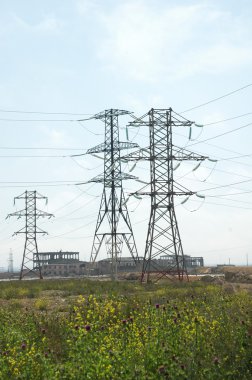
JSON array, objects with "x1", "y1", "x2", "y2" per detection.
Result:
[
  {"x1": 178, "y1": 43, "x2": 252, "y2": 78},
  {"x1": 76, "y1": 0, "x2": 98, "y2": 15},
  {"x1": 97, "y1": 1, "x2": 252, "y2": 82},
  {"x1": 12, "y1": 14, "x2": 63, "y2": 34},
  {"x1": 46, "y1": 129, "x2": 68, "y2": 146},
  {"x1": 36, "y1": 16, "x2": 63, "y2": 33}
]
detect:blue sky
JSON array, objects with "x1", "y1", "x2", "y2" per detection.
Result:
[{"x1": 0, "y1": 0, "x2": 252, "y2": 269}]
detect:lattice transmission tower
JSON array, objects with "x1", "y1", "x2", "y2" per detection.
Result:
[
  {"x1": 7, "y1": 191, "x2": 54, "y2": 280},
  {"x1": 123, "y1": 108, "x2": 207, "y2": 282},
  {"x1": 8, "y1": 249, "x2": 14, "y2": 274},
  {"x1": 83, "y1": 109, "x2": 140, "y2": 279}
]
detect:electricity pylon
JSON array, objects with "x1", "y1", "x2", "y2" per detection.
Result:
[
  {"x1": 7, "y1": 191, "x2": 53, "y2": 280},
  {"x1": 122, "y1": 108, "x2": 207, "y2": 282},
  {"x1": 8, "y1": 249, "x2": 14, "y2": 274},
  {"x1": 80, "y1": 109, "x2": 139, "y2": 280}
]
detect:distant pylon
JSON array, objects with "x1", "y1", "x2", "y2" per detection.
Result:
[
  {"x1": 78, "y1": 109, "x2": 139, "y2": 280},
  {"x1": 123, "y1": 108, "x2": 207, "y2": 282},
  {"x1": 8, "y1": 249, "x2": 14, "y2": 274},
  {"x1": 7, "y1": 191, "x2": 54, "y2": 280}
]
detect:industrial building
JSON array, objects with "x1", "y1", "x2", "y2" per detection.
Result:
[
  {"x1": 32, "y1": 251, "x2": 204, "y2": 278},
  {"x1": 34, "y1": 251, "x2": 88, "y2": 277},
  {"x1": 93, "y1": 254, "x2": 204, "y2": 276}
]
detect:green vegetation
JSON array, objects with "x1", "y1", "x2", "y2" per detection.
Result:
[{"x1": 0, "y1": 279, "x2": 251, "y2": 379}]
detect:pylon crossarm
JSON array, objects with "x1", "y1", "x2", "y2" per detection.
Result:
[
  {"x1": 118, "y1": 142, "x2": 139, "y2": 150},
  {"x1": 87, "y1": 172, "x2": 139, "y2": 185},
  {"x1": 87, "y1": 142, "x2": 107, "y2": 154},
  {"x1": 128, "y1": 111, "x2": 150, "y2": 127},
  {"x1": 129, "y1": 190, "x2": 194, "y2": 197},
  {"x1": 6, "y1": 211, "x2": 26, "y2": 219},
  {"x1": 173, "y1": 145, "x2": 208, "y2": 161},
  {"x1": 87, "y1": 141, "x2": 139, "y2": 155},
  {"x1": 121, "y1": 147, "x2": 150, "y2": 162},
  {"x1": 173, "y1": 181, "x2": 195, "y2": 194},
  {"x1": 36, "y1": 210, "x2": 54, "y2": 218},
  {"x1": 93, "y1": 109, "x2": 132, "y2": 120}
]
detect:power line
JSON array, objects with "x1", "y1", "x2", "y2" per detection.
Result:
[
  {"x1": 46, "y1": 219, "x2": 97, "y2": 239},
  {"x1": 170, "y1": 125, "x2": 252, "y2": 160},
  {"x1": 51, "y1": 184, "x2": 98, "y2": 214},
  {"x1": 207, "y1": 194, "x2": 252, "y2": 203},
  {"x1": 181, "y1": 83, "x2": 252, "y2": 113},
  {"x1": 55, "y1": 195, "x2": 99, "y2": 220},
  {"x1": 54, "y1": 234, "x2": 94, "y2": 240},
  {"x1": 186, "y1": 142, "x2": 252, "y2": 168},
  {"x1": 70, "y1": 156, "x2": 104, "y2": 171},
  {"x1": 181, "y1": 161, "x2": 252, "y2": 182},
  {"x1": 174, "y1": 165, "x2": 252, "y2": 194},
  {"x1": 0, "y1": 119, "x2": 104, "y2": 140},
  {"x1": 189, "y1": 198, "x2": 252, "y2": 211},
  {"x1": 197, "y1": 178, "x2": 252, "y2": 193},
  {"x1": 188, "y1": 244, "x2": 251, "y2": 255},
  {"x1": 220, "y1": 153, "x2": 252, "y2": 161},
  {"x1": 77, "y1": 120, "x2": 103, "y2": 136},
  {"x1": 0, "y1": 183, "x2": 77, "y2": 188},
  {"x1": 0, "y1": 155, "x2": 68, "y2": 158},
  {"x1": 0, "y1": 146, "x2": 86, "y2": 151},
  {"x1": 187, "y1": 122, "x2": 252, "y2": 148},
  {"x1": 0, "y1": 180, "x2": 80, "y2": 184},
  {"x1": 50, "y1": 192, "x2": 86, "y2": 214},
  {"x1": 175, "y1": 164, "x2": 244, "y2": 189},
  {"x1": 129, "y1": 120, "x2": 252, "y2": 169},
  {"x1": 0, "y1": 108, "x2": 92, "y2": 116},
  {"x1": 53, "y1": 211, "x2": 98, "y2": 223},
  {"x1": 203, "y1": 112, "x2": 252, "y2": 126},
  {"x1": 201, "y1": 165, "x2": 252, "y2": 181},
  {"x1": 65, "y1": 212, "x2": 98, "y2": 221},
  {"x1": 134, "y1": 150, "x2": 252, "y2": 185},
  {"x1": 0, "y1": 118, "x2": 77, "y2": 122},
  {"x1": 201, "y1": 151, "x2": 252, "y2": 167}
]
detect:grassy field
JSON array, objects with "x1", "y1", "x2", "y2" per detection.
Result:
[{"x1": 0, "y1": 278, "x2": 251, "y2": 379}]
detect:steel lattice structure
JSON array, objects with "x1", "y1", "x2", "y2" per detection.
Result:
[
  {"x1": 7, "y1": 191, "x2": 53, "y2": 279},
  {"x1": 85, "y1": 109, "x2": 139, "y2": 279},
  {"x1": 123, "y1": 108, "x2": 207, "y2": 282}
]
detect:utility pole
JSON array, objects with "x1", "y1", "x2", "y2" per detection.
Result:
[
  {"x1": 7, "y1": 190, "x2": 53, "y2": 280},
  {"x1": 123, "y1": 108, "x2": 207, "y2": 282},
  {"x1": 80, "y1": 109, "x2": 139, "y2": 280}
]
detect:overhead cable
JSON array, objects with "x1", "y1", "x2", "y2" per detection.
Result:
[
  {"x1": 0, "y1": 108, "x2": 92, "y2": 116},
  {"x1": 45, "y1": 219, "x2": 97, "y2": 239},
  {"x1": 203, "y1": 112, "x2": 252, "y2": 126},
  {"x1": 0, "y1": 146, "x2": 86, "y2": 151},
  {"x1": 189, "y1": 198, "x2": 252, "y2": 211},
  {"x1": 181, "y1": 83, "x2": 252, "y2": 113},
  {"x1": 187, "y1": 122, "x2": 252, "y2": 148},
  {"x1": 197, "y1": 178, "x2": 252, "y2": 193}
]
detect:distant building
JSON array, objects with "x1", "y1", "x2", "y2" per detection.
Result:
[
  {"x1": 186, "y1": 256, "x2": 204, "y2": 268},
  {"x1": 94, "y1": 254, "x2": 204, "y2": 275},
  {"x1": 160, "y1": 255, "x2": 204, "y2": 268},
  {"x1": 94, "y1": 257, "x2": 143, "y2": 275},
  {"x1": 34, "y1": 251, "x2": 80, "y2": 266},
  {"x1": 34, "y1": 251, "x2": 88, "y2": 277},
  {"x1": 32, "y1": 251, "x2": 204, "y2": 278},
  {"x1": 41, "y1": 262, "x2": 88, "y2": 277}
]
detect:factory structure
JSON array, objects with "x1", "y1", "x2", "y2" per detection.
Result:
[
  {"x1": 33, "y1": 251, "x2": 204, "y2": 278},
  {"x1": 35, "y1": 251, "x2": 88, "y2": 277},
  {"x1": 0, "y1": 250, "x2": 204, "y2": 279}
]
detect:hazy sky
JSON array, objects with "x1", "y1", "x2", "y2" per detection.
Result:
[{"x1": 0, "y1": 0, "x2": 252, "y2": 269}]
